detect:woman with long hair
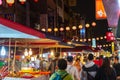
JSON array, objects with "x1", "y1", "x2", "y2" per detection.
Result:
[{"x1": 95, "y1": 57, "x2": 116, "y2": 80}]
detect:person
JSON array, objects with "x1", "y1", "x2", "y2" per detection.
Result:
[
  {"x1": 74, "y1": 58, "x2": 81, "y2": 72},
  {"x1": 74, "y1": 58, "x2": 82, "y2": 79},
  {"x1": 82, "y1": 53, "x2": 98, "y2": 80},
  {"x1": 21, "y1": 58, "x2": 30, "y2": 68},
  {"x1": 95, "y1": 57, "x2": 116, "y2": 80},
  {"x1": 48, "y1": 52, "x2": 60, "y2": 75},
  {"x1": 40, "y1": 58, "x2": 48, "y2": 71},
  {"x1": 66, "y1": 56, "x2": 80, "y2": 80},
  {"x1": 113, "y1": 56, "x2": 120, "y2": 80},
  {"x1": 34, "y1": 55, "x2": 40, "y2": 70},
  {"x1": 49, "y1": 59, "x2": 73, "y2": 80},
  {"x1": 99, "y1": 55, "x2": 103, "y2": 67}
]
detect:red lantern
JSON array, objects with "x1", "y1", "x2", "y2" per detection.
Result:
[
  {"x1": 34, "y1": 0, "x2": 38, "y2": 2},
  {"x1": 19, "y1": 0, "x2": 26, "y2": 4},
  {"x1": 6, "y1": 0, "x2": 15, "y2": 6},
  {"x1": 60, "y1": 27, "x2": 64, "y2": 32},
  {"x1": 106, "y1": 31, "x2": 115, "y2": 42}
]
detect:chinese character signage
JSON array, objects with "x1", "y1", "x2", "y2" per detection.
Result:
[{"x1": 92, "y1": 38, "x2": 96, "y2": 48}]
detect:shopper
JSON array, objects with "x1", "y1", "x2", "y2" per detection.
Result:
[
  {"x1": 113, "y1": 56, "x2": 120, "y2": 80},
  {"x1": 82, "y1": 53, "x2": 98, "y2": 80},
  {"x1": 49, "y1": 59, "x2": 73, "y2": 80},
  {"x1": 66, "y1": 56, "x2": 80, "y2": 80},
  {"x1": 48, "y1": 52, "x2": 60, "y2": 75},
  {"x1": 74, "y1": 58, "x2": 83, "y2": 79},
  {"x1": 95, "y1": 57, "x2": 116, "y2": 80}
]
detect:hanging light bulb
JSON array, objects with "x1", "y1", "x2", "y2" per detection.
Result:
[
  {"x1": 72, "y1": 26, "x2": 77, "y2": 30},
  {"x1": 60, "y1": 27, "x2": 64, "y2": 31},
  {"x1": 41, "y1": 28, "x2": 46, "y2": 32},
  {"x1": 92, "y1": 22, "x2": 96, "y2": 27},
  {"x1": 24, "y1": 48, "x2": 28, "y2": 56},
  {"x1": 1, "y1": 46, "x2": 6, "y2": 56},
  {"x1": 47, "y1": 28, "x2": 52, "y2": 32},
  {"x1": 6, "y1": 0, "x2": 15, "y2": 6},
  {"x1": 34, "y1": 0, "x2": 38, "y2": 2},
  {"x1": 86, "y1": 23, "x2": 90, "y2": 28},
  {"x1": 29, "y1": 48, "x2": 32, "y2": 56},
  {"x1": 54, "y1": 28, "x2": 58, "y2": 32},
  {"x1": 78, "y1": 25, "x2": 83, "y2": 29},
  {"x1": 66, "y1": 26, "x2": 70, "y2": 31},
  {"x1": 19, "y1": 0, "x2": 26, "y2": 4}
]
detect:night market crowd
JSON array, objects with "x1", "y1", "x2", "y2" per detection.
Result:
[
  {"x1": 48, "y1": 52, "x2": 120, "y2": 80},
  {"x1": 0, "y1": 52, "x2": 120, "y2": 80}
]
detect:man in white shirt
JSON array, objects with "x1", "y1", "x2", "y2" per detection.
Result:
[{"x1": 66, "y1": 56, "x2": 80, "y2": 80}]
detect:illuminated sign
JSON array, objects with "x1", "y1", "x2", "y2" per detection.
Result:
[
  {"x1": 96, "y1": 0, "x2": 106, "y2": 19},
  {"x1": 92, "y1": 38, "x2": 96, "y2": 48}
]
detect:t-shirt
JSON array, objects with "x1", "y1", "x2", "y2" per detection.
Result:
[{"x1": 66, "y1": 65, "x2": 80, "y2": 80}]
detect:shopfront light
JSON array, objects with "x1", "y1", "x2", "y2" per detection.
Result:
[{"x1": 1, "y1": 46, "x2": 6, "y2": 56}]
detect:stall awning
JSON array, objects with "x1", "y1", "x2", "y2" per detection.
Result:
[
  {"x1": 0, "y1": 17, "x2": 75, "y2": 48},
  {"x1": 0, "y1": 17, "x2": 45, "y2": 39}
]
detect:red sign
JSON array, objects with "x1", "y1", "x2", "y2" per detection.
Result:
[{"x1": 106, "y1": 32, "x2": 115, "y2": 42}]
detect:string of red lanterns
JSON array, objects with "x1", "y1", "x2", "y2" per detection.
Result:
[{"x1": 41, "y1": 22, "x2": 96, "y2": 32}]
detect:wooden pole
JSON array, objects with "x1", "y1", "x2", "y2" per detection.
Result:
[
  {"x1": 8, "y1": 38, "x2": 11, "y2": 72},
  {"x1": 13, "y1": 41, "x2": 17, "y2": 72}
]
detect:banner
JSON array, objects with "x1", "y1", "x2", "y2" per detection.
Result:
[
  {"x1": 102, "y1": 0, "x2": 119, "y2": 27},
  {"x1": 96, "y1": 0, "x2": 106, "y2": 19}
]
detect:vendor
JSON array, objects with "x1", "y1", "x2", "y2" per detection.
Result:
[
  {"x1": 34, "y1": 55, "x2": 41, "y2": 70},
  {"x1": 21, "y1": 59, "x2": 30, "y2": 68}
]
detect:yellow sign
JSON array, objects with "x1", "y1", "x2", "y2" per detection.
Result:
[{"x1": 111, "y1": 42, "x2": 114, "y2": 54}]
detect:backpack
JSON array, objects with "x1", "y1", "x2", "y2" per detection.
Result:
[
  {"x1": 83, "y1": 64, "x2": 98, "y2": 80},
  {"x1": 54, "y1": 72, "x2": 68, "y2": 80},
  {"x1": 86, "y1": 71, "x2": 95, "y2": 80}
]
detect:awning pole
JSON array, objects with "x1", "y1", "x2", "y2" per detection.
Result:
[
  {"x1": 13, "y1": 41, "x2": 17, "y2": 72},
  {"x1": 60, "y1": 48, "x2": 62, "y2": 58},
  {"x1": 39, "y1": 47, "x2": 43, "y2": 58},
  {"x1": 41, "y1": 48, "x2": 43, "y2": 58},
  {"x1": 8, "y1": 38, "x2": 11, "y2": 72},
  {"x1": 56, "y1": 47, "x2": 57, "y2": 53}
]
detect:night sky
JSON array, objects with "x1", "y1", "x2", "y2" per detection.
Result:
[
  {"x1": 73, "y1": 0, "x2": 108, "y2": 37},
  {"x1": 70, "y1": 0, "x2": 111, "y2": 51}
]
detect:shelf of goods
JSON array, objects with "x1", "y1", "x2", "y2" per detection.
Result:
[{"x1": 4, "y1": 67, "x2": 50, "y2": 80}]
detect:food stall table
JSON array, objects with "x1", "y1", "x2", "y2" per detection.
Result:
[{"x1": 4, "y1": 75, "x2": 48, "y2": 80}]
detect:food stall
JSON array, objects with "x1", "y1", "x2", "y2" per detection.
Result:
[
  {"x1": 0, "y1": 17, "x2": 75, "y2": 80},
  {"x1": 0, "y1": 17, "x2": 52, "y2": 79}
]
